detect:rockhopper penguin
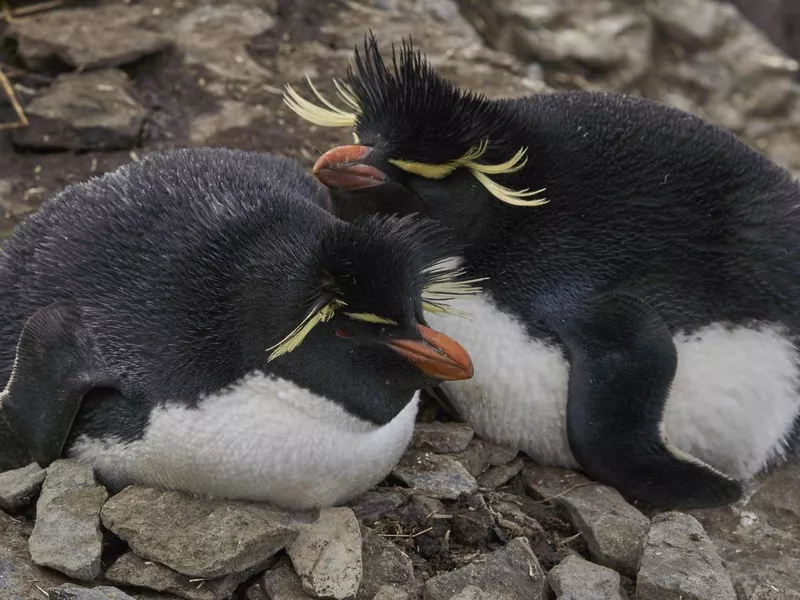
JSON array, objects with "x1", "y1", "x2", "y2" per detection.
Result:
[
  {"x1": 283, "y1": 34, "x2": 800, "y2": 509},
  {"x1": 0, "y1": 147, "x2": 478, "y2": 510}
]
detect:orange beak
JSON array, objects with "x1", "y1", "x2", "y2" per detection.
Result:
[
  {"x1": 386, "y1": 324, "x2": 474, "y2": 381},
  {"x1": 313, "y1": 145, "x2": 386, "y2": 191}
]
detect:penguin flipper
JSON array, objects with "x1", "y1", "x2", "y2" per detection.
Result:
[
  {"x1": 558, "y1": 292, "x2": 743, "y2": 509},
  {"x1": 0, "y1": 300, "x2": 108, "y2": 473}
]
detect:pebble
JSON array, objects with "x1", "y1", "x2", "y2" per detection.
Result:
[
  {"x1": 476, "y1": 458, "x2": 525, "y2": 489},
  {"x1": 411, "y1": 421, "x2": 475, "y2": 453},
  {"x1": 258, "y1": 557, "x2": 315, "y2": 600},
  {"x1": 358, "y1": 527, "x2": 415, "y2": 599},
  {"x1": 28, "y1": 460, "x2": 107, "y2": 581},
  {"x1": 392, "y1": 452, "x2": 478, "y2": 500},
  {"x1": 287, "y1": 507, "x2": 363, "y2": 600},
  {"x1": 548, "y1": 554, "x2": 625, "y2": 600},
  {"x1": 105, "y1": 551, "x2": 263, "y2": 600},
  {"x1": 100, "y1": 485, "x2": 314, "y2": 579},
  {"x1": 424, "y1": 537, "x2": 547, "y2": 600},
  {"x1": 0, "y1": 462, "x2": 46, "y2": 512},
  {"x1": 7, "y1": 4, "x2": 170, "y2": 71},
  {"x1": 637, "y1": 511, "x2": 736, "y2": 600},
  {"x1": 373, "y1": 585, "x2": 411, "y2": 600},
  {"x1": 50, "y1": 583, "x2": 136, "y2": 600},
  {"x1": 547, "y1": 482, "x2": 649, "y2": 578},
  {"x1": 11, "y1": 69, "x2": 148, "y2": 152},
  {"x1": 453, "y1": 440, "x2": 520, "y2": 478}
]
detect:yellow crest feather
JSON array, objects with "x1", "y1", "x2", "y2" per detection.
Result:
[{"x1": 266, "y1": 298, "x2": 346, "y2": 361}]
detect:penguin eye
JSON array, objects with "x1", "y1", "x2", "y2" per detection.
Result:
[{"x1": 335, "y1": 328, "x2": 354, "y2": 339}]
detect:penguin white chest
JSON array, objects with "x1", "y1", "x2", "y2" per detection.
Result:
[
  {"x1": 426, "y1": 293, "x2": 800, "y2": 479},
  {"x1": 69, "y1": 374, "x2": 419, "y2": 510}
]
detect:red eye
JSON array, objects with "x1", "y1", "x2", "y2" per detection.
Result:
[{"x1": 335, "y1": 328, "x2": 354, "y2": 339}]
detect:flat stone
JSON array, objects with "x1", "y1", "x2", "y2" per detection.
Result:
[
  {"x1": 491, "y1": 499, "x2": 547, "y2": 540},
  {"x1": 100, "y1": 485, "x2": 315, "y2": 579},
  {"x1": 287, "y1": 507, "x2": 362, "y2": 600},
  {"x1": 411, "y1": 422, "x2": 475, "y2": 453},
  {"x1": 528, "y1": 472, "x2": 649, "y2": 578},
  {"x1": 548, "y1": 554, "x2": 625, "y2": 600},
  {"x1": 423, "y1": 537, "x2": 547, "y2": 600},
  {"x1": 476, "y1": 458, "x2": 525, "y2": 490},
  {"x1": 373, "y1": 586, "x2": 411, "y2": 600},
  {"x1": 11, "y1": 69, "x2": 147, "y2": 152},
  {"x1": 7, "y1": 4, "x2": 170, "y2": 71},
  {"x1": 357, "y1": 527, "x2": 415, "y2": 600},
  {"x1": 637, "y1": 511, "x2": 736, "y2": 600},
  {"x1": 448, "y1": 587, "x2": 492, "y2": 600},
  {"x1": 0, "y1": 462, "x2": 45, "y2": 512},
  {"x1": 28, "y1": 459, "x2": 107, "y2": 581},
  {"x1": 392, "y1": 452, "x2": 478, "y2": 500},
  {"x1": 350, "y1": 489, "x2": 408, "y2": 524},
  {"x1": 260, "y1": 557, "x2": 315, "y2": 600},
  {"x1": 452, "y1": 440, "x2": 520, "y2": 478},
  {"x1": 0, "y1": 510, "x2": 72, "y2": 599},
  {"x1": 105, "y1": 552, "x2": 265, "y2": 600},
  {"x1": 188, "y1": 101, "x2": 267, "y2": 144},
  {"x1": 50, "y1": 583, "x2": 136, "y2": 600}
]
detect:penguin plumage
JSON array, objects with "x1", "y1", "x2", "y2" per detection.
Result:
[
  {"x1": 0, "y1": 147, "x2": 477, "y2": 510},
  {"x1": 283, "y1": 33, "x2": 800, "y2": 509}
]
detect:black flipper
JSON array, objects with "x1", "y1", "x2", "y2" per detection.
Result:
[
  {"x1": 556, "y1": 292, "x2": 743, "y2": 509},
  {"x1": 0, "y1": 300, "x2": 110, "y2": 473}
]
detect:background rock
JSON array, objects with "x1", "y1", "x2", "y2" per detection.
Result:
[
  {"x1": 411, "y1": 422, "x2": 475, "y2": 454},
  {"x1": 548, "y1": 554, "x2": 626, "y2": 600},
  {"x1": 0, "y1": 461, "x2": 45, "y2": 512},
  {"x1": 392, "y1": 452, "x2": 478, "y2": 500},
  {"x1": 357, "y1": 527, "x2": 415, "y2": 599}
]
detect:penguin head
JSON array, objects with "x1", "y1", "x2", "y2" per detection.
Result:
[
  {"x1": 283, "y1": 33, "x2": 548, "y2": 236},
  {"x1": 251, "y1": 208, "x2": 480, "y2": 425}
]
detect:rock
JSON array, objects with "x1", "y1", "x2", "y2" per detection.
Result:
[
  {"x1": 188, "y1": 101, "x2": 267, "y2": 144},
  {"x1": 100, "y1": 485, "x2": 314, "y2": 579},
  {"x1": 528, "y1": 473, "x2": 649, "y2": 578},
  {"x1": 476, "y1": 458, "x2": 525, "y2": 489},
  {"x1": 0, "y1": 462, "x2": 46, "y2": 512},
  {"x1": 411, "y1": 421, "x2": 475, "y2": 453},
  {"x1": 7, "y1": 4, "x2": 170, "y2": 71},
  {"x1": 734, "y1": 577, "x2": 800, "y2": 600},
  {"x1": 105, "y1": 552, "x2": 265, "y2": 600},
  {"x1": 287, "y1": 507, "x2": 362, "y2": 600},
  {"x1": 11, "y1": 69, "x2": 147, "y2": 152},
  {"x1": 392, "y1": 452, "x2": 478, "y2": 500},
  {"x1": 646, "y1": 0, "x2": 737, "y2": 47},
  {"x1": 358, "y1": 527, "x2": 415, "y2": 600},
  {"x1": 548, "y1": 554, "x2": 625, "y2": 600},
  {"x1": 636, "y1": 511, "x2": 736, "y2": 600},
  {"x1": 453, "y1": 440, "x2": 520, "y2": 478},
  {"x1": 259, "y1": 557, "x2": 315, "y2": 600},
  {"x1": 350, "y1": 489, "x2": 408, "y2": 524},
  {"x1": 0, "y1": 511, "x2": 72, "y2": 599},
  {"x1": 491, "y1": 500, "x2": 547, "y2": 540},
  {"x1": 448, "y1": 587, "x2": 492, "y2": 600},
  {"x1": 28, "y1": 459, "x2": 107, "y2": 582},
  {"x1": 423, "y1": 537, "x2": 547, "y2": 600},
  {"x1": 50, "y1": 583, "x2": 136, "y2": 600},
  {"x1": 373, "y1": 585, "x2": 410, "y2": 600},
  {"x1": 451, "y1": 495, "x2": 495, "y2": 546},
  {"x1": 171, "y1": 4, "x2": 275, "y2": 85}
]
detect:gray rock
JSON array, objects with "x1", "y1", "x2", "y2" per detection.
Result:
[
  {"x1": 373, "y1": 585, "x2": 410, "y2": 600},
  {"x1": 548, "y1": 554, "x2": 625, "y2": 600},
  {"x1": 447, "y1": 587, "x2": 492, "y2": 600},
  {"x1": 100, "y1": 485, "x2": 315, "y2": 579},
  {"x1": 259, "y1": 557, "x2": 315, "y2": 599},
  {"x1": 28, "y1": 459, "x2": 107, "y2": 581},
  {"x1": 357, "y1": 527, "x2": 415, "y2": 600},
  {"x1": 734, "y1": 577, "x2": 800, "y2": 600},
  {"x1": 287, "y1": 507, "x2": 362, "y2": 600},
  {"x1": 350, "y1": 490, "x2": 408, "y2": 524},
  {"x1": 637, "y1": 511, "x2": 736, "y2": 600},
  {"x1": 7, "y1": 4, "x2": 169, "y2": 71},
  {"x1": 522, "y1": 465, "x2": 593, "y2": 500},
  {"x1": 423, "y1": 537, "x2": 547, "y2": 600},
  {"x1": 0, "y1": 462, "x2": 45, "y2": 512},
  {"x1": 392, "y1": 452, "x2": 478, "y2": 500},
  {"x1": 50, "y1": 583, "x2": 136, "y2": 600},
  {"x1": 105, "y1": 552, "x2": 266, "y2": 600},
  {"x1": 453, "y1": 440, "x2": 520, "y2": 478},
  {"x1": 0, "y1": 510, "x2": 72, "y2": 600},
  {"x1": 411, "y1": 422, "x2": 475, "y2": 453},
  {"x1": 549, "y1": 482, "x2": 649, "y2": 578},
  {"x1": 476, "y1": 458, "x2": 525, "y2": 490},
  {"x1": 646, "y1": 0, "x2": 737, "y2": 46},
  {"x1": 492, "y1": 499, "x2": 546, "y2": 540},
  {"x1": 11, "y1": 69, "x2": 147, "y2": 152}
]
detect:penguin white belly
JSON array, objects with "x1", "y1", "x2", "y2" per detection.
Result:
[
  {"x1": 68, "y1": 374, "x2": 419, "y2": 511},
  {"x1": 426, "y1": 293, "x2": 800, "y2": 479}
]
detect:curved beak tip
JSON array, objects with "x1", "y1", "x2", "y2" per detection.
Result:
[{"x1": 313, "y1": 145, "x2": 386, "y2": 191}]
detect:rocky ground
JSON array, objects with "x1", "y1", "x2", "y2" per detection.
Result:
[{"x1": 0, "y1": 0, "x2": 799, "y2": 599}]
